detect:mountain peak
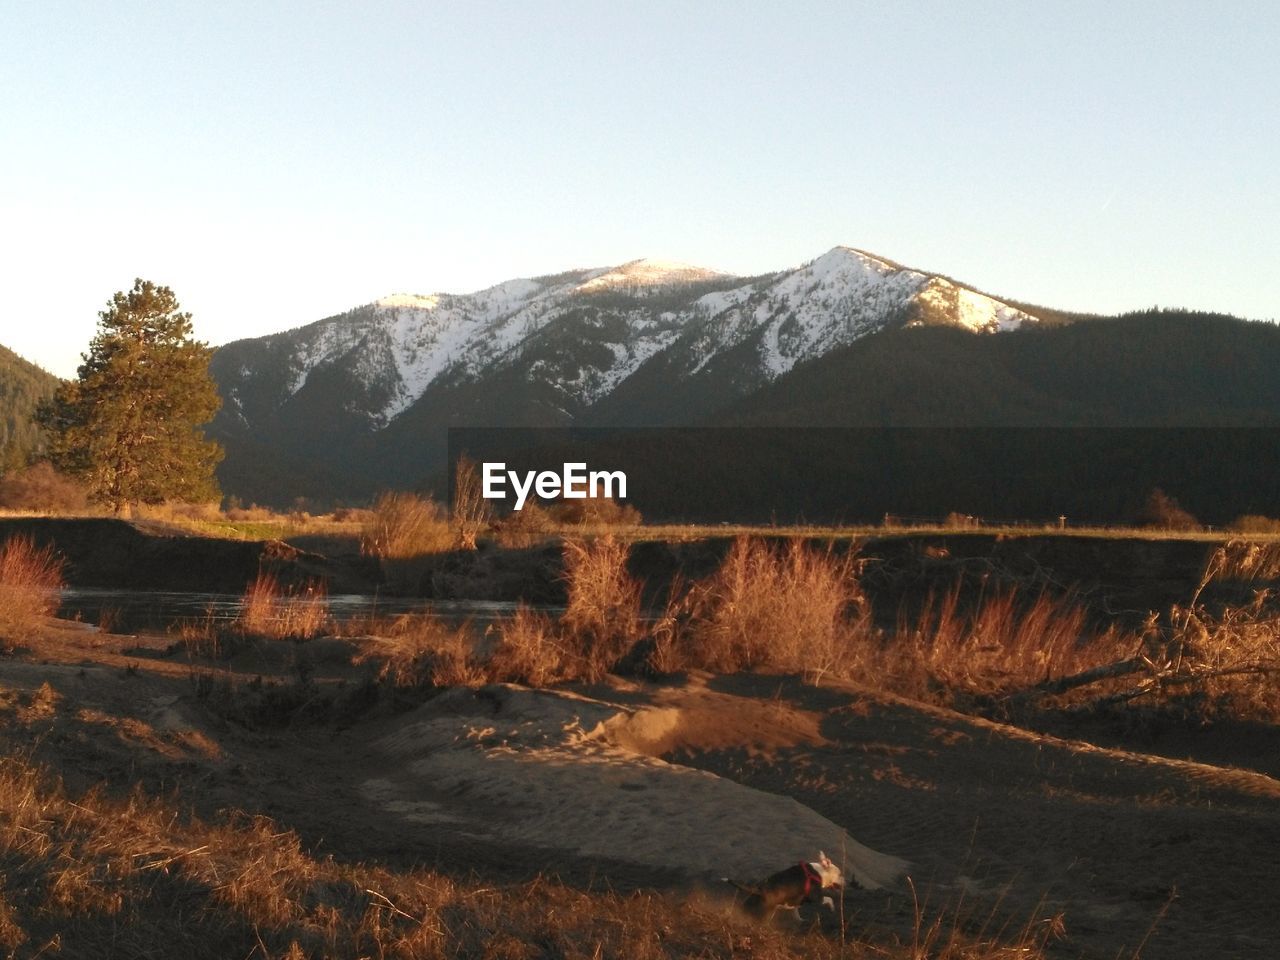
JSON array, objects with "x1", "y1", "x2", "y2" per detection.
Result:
[
  {"x1": 574, "y1": 258, "x2": 727, "y2": 293},
  {"x1": 376, "y1": 293, "x2": 441, "y2": 310},
  {"x1": 806, "y1": 246, "x2": 909, "y2": 277}
]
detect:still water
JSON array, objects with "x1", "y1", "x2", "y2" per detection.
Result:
[{"x1": 58, "y1": 588, "x2": 529, "y2": 633}]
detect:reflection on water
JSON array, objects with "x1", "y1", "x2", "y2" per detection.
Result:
[{"x1": 58, "y1": 588, "x2": 532, "y2": 633}]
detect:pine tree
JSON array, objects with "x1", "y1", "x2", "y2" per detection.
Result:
[{"x1": 39, "y1": 279, "x2": 223, "y2": 515}]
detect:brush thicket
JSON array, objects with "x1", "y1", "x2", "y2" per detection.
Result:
[{"x1": 0, "y1": 535, "x2": 64, "y2": 644}]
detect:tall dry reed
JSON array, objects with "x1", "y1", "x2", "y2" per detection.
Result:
[
  {"x1": 487, "y1": 604, "x2": 565, "y2": 686},
  {"x1": 369, "y1": 614, "x2": 487, "y2": 688},
  {"x1": 560, "y1": 536, "x2": 643, "y2": 680},
  {"x1": 237, "y1": 574, "x2": 330, "y2": 640},
  {"x1": 0, "y1": 535, "x2": 64, "y2": 643},
  {"x1": 360, "y1": 491, "x2": 453, "y2": 559},
  {"x1": 684, "y1": 538, "x2": 869, "y2": 680},
  {"x1": 884, "y1": 587, "x2": 1134, "y2": 704}
]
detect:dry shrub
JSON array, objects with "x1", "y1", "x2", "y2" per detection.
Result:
[
  {"x1": 491, "y1": 500, "x2": 558, "y2": 547},
  {"x1": 450, "y1": 454, "x2": 493, "y2": 549},
  {"x1": 361, "y1": 492, "x2": 454, "y2": 591},
  {"x1": 373, "y1": 615, "x2": 487, "y2": 688},
  {"x1": 560, "y1": 536, "x2": 642, "y2": 680},
  {"x1": 0, "y1": 535, "x2": 64, "y2": 643},
  {"x1": 224, "y1": 502, "x2": 281, "y2": 522},
  {"x1": 136, "y1": 500, "x2": 222, "y2": 523},
  {"x1": 1134, "y1": 488, "x2": 1200, "y2": 530},
  {"x1": 488, "y1": 604, "x2": 565, "y2": 686},
  {"x1": 329, "y1": 506, "x2": 373, "y2": 523},
  {"x1": 1227, "y1": 514, "x2": 1280, "y2": 534},
  {"x1": 681, "y1": 538, "x2": 869, "y2": 680},
  {"x1": 889, "y1": 588, "x2": 1130, "y2": 702},
  {"x1": 1161, "y1": 594, "x2": 1280, "y2": 721},
  {"x1": 168, "y1": 606, "x2": 224, "y2": 658},
  {"x1": 396, "y1": 534, "x2": 643, "y2": 686},
  {"x1": 550, "y1": 496, "x2": 642, "y2": 528},
  {"x1": 0, "y1": 462, "x2": 89, "y2": 513},
  {"x1": 237, "y1": 574, "x2": 329, "y2": 640},
  {"x1": 647, "y1": 575, "x2": 696, "y2": 675},
  {"x1": 360, "y1": 491, "x2": 453, "y2": 558},
  {"x1": 1209, "y1": 538, "x2": 1280, "y2": 583}
]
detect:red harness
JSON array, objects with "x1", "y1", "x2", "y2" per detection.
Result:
[{"x1": 798, "y1": 861, "x2": 823, "y2": 900}]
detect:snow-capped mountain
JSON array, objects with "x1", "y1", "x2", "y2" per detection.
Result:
[
  {"x1": 212, "y1": 247, "x2": 1038, "y2": 437},
  {"x1": 207, "y1": 246, "x2": 1071, "y2": 502}
]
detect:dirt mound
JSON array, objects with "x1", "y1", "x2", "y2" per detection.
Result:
[{"x1": 363, "y1": 682, "x2": 908, "y2": 889}]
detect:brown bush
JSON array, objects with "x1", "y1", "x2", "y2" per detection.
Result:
[
  {"x1": 0, "y1": 462, "x2": 89, "y2": 513},
  {"x1": 1134, "y1": 488, "x2": 1200, "y2": 530},
  {"x1": 372, "y1": 615, "x2": 486, "y2": 688},
  {"x1": 491, "y1": 500, "x2": 558, "y2": 547},
  {"x1": 329, "y1": 506, "x2": 374, "y2": 523},
  {"x1": 549, "y1": 497, "x2": 642, "y2": 528},
  {"x1": 1155, "y1": 587, "x2": 1280, "y2": 722},
  {"x1": 487, "y1": 604, "x2": 565, "y2": 686},
  {"x1": 1227, "y1": 515, "x2": 1280, "y2": 535},
  {"x1": 0, "y1": 536, "x2": 64, "y2": 644},
  {"x1": 887, "y1": 588, "x2": 1131, "y2": 703},
  {"x1": 360, "y1": 491, "x2": 453, "y2": 558},
  {"x1": 679, "y1": 538, "x2": 870, "y2": 681},
  {"x1": 225, "y1": 503, "x2": 282, "y2": 522},
  {"x1": 136, "y1": 500, "x2": 222, "y2": 523},
  {"x1": 560, "y1": 536, "x2": 643, "y2": 681},
  {"x1": 450, "y1": 455, "x2": 493, "y2": 549},
  {"x1": 237, "y1": 574, "x2": 329, "y2": 641},
  {"x1": 1209, "y1": 539, "x2": 1280, "y2": 583}
]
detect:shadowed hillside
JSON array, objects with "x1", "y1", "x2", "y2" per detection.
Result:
[{"x1": 0, "y1": 343, "x2": 60, "y2": 472}]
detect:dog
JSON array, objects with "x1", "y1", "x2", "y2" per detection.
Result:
[{"x1": 727, "y1": 851, "x2": 844, "y2": 920}]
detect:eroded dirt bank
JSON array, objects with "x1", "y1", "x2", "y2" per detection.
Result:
[
  {"x1": 418, "y1": 533, "x2": 1220, "y2": 622},
  {"x1": 0, "y1": 518, "x2": 379, "y2": 593},
  {"x1": 1, "y1": 518, "x2": 1223, "y2": 618}
]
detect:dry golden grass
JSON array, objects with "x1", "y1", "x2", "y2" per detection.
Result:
[
  {"x1": 676, "y1": 538, "x2": 870, "y2": 681},
  {"x1": 1150, "y1": 592, "x2": 1280, "y2": 722},
  {"x1": 237, "y1": 573, "x2": 330, "y2": 641},
  {"x1": 0, "y1": 535, "x2": 64, "y2": 645},
  {"x1": 1209, "y1": 538, "x2": 1280, "y2": 583},
  {"x1": 168, "y1": 606, "x2": 224, "y2": 658},
  {"x1": 450, "y1": 455, "x2": 494, "y2": 550},
  {"x1": 487, "y1": 603, "x2": 567, "y2": 687},
  {"x1": 490, "y1": 500, "x2": 559, "y2": 547},
  {"x1": 360, "y1": 492, "x2": 454, "y2": 559},
  {"x1": 366, "y1": 615, "x2": 488, "y2": 689},
  {"x1": 885, "y1": 588, "x2": 1133, "y2": 703},
  {"x1": 359, "y1": 492, "x2": 456, "y2": 592},
  {"x1": 560, "y1": 536, "x2": 643, "y2": 681}
]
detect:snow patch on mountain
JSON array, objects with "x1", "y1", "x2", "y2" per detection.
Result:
[
  {"x1": 915, "y1": 278, "x2": 1034, "y2": 332},
  {"x1": 575, "y1": 258, "x2": 726, "y2": 294},
  {"x1": 377, "y1": 293, "x2": 441, "y2": 310}
]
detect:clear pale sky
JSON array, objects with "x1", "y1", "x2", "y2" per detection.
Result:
[{"x1": 2, "y1": 1, "x2": 1276, "y2": 377}]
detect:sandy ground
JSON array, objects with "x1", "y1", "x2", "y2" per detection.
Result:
[{"x1": 3, "y1": 621, "x2": 1279, "y2": 958}]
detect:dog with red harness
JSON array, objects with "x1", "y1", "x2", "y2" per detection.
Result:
[{"x1": 730, "y1": 851, "x2": 844, "y2": 920}]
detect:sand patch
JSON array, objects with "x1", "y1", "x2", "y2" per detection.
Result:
[{"x1": 364, "y1": 684, "x2": 907, "y2": 888}]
